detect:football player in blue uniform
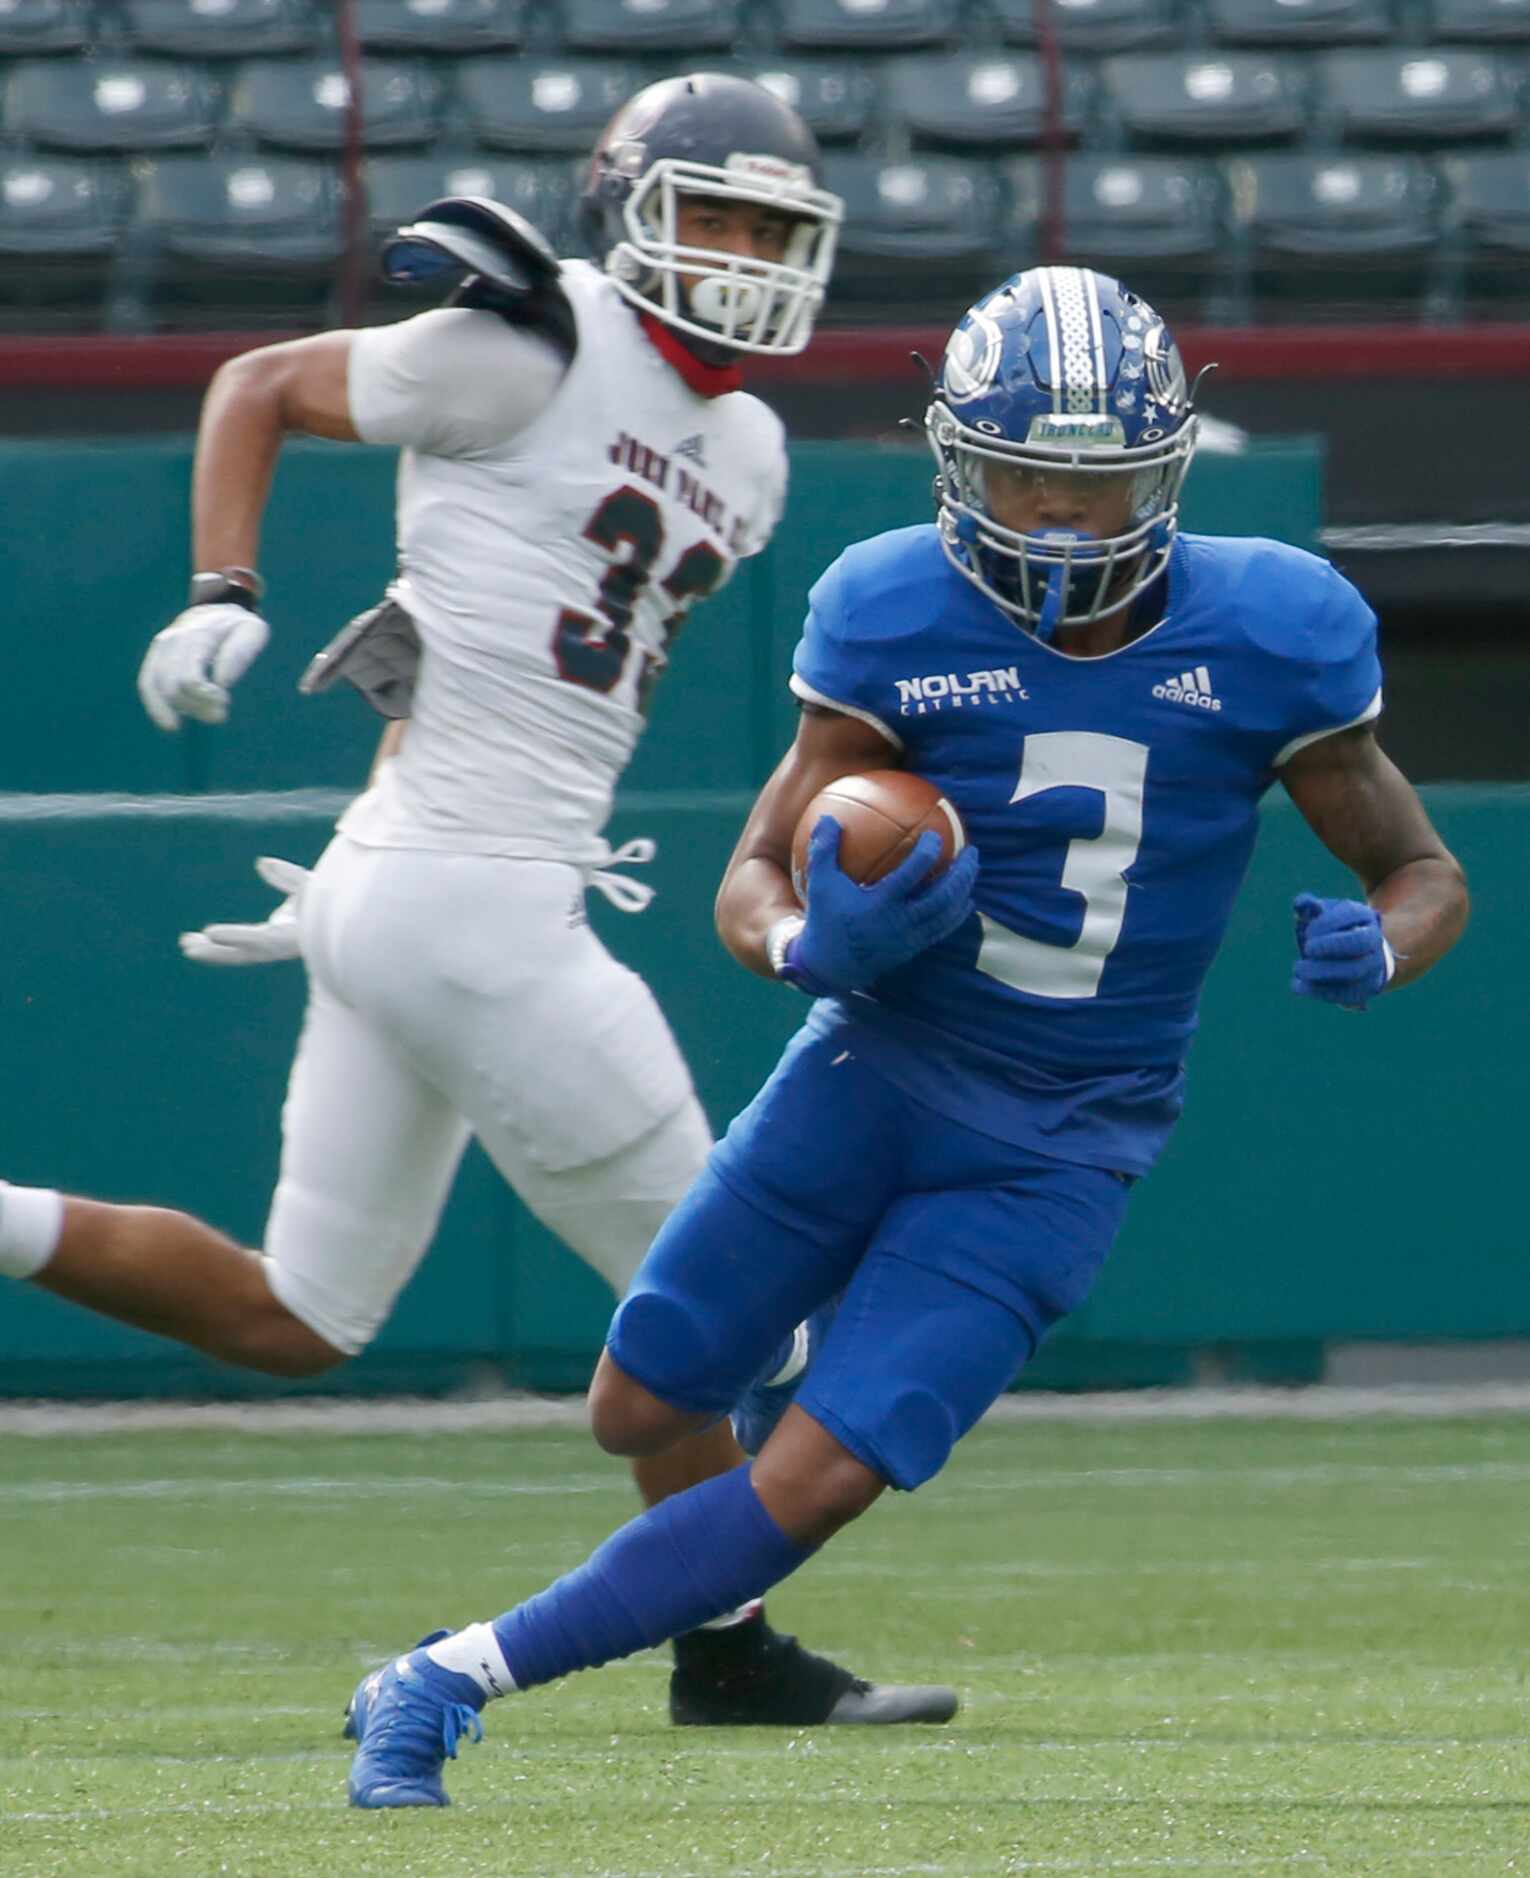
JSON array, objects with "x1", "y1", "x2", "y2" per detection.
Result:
[{"x1": 343, "y1": 266, "x2": 1467, "y2": 1806}]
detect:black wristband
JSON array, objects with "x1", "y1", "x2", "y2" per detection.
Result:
[{"x1": 189, "y1": 569, "x2": 264, "y2": 611}]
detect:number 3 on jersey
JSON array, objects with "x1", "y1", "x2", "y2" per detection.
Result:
[
  {"x1": 976, "y1": 731, "x2": 1149, "y2": 1001},
  {"x1": 552, "y1": 484, "x2": 726, "y2": 699}
]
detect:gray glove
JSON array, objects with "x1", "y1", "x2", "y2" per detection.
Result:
[
  {"x1": 299, "y1": 596, "x2": 420, "y2": 720},
  {"x1": 179, "y1": 856, "x2": 308, "y2": 967}
]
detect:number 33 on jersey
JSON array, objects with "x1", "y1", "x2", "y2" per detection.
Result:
[
  {"x1": 344, "y1": 260, "x2": 786, "y2": 862},
  {"x1": 789, "y1": 523, "x2": 1382, "y2": 1177}
]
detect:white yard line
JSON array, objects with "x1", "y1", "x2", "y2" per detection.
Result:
[{"x1": 7, "y1": 1381, "x2": 1530, "y2": 1438}]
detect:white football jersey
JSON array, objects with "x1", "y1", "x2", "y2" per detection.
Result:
[{"x1": 337, "y1": 259, "x2": 787, "y2": 863}]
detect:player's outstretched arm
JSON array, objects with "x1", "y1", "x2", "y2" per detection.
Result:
[
  {"x1": 1280, "y1": 725, "x2": 1468, "y2": 1002},
  {"x1": 715, "y1": 703, "x2": 899, "y2": 979},
  {"x1": 138, "y1": 332, "x2": 358, "y2": 731}
]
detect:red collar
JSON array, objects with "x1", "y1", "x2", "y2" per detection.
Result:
[{"x1": 638, "y1": 312, "x2": 744, "y2": 397}]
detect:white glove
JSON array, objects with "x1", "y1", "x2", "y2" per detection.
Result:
[
  {"x1": 137, "y1": 602, "x2": 270, "y2": 731},
  {"x1": 179, "y1": 856, "x2": 309, "y2": 967}
]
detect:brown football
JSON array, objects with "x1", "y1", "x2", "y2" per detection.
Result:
[{"x1": 791, "y1": 769, "x2": 965, "y2": 903}]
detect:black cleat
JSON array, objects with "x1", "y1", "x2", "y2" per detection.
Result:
[{"x1": 669, "y1": 1612, "x2": 958, "y2": 1727}]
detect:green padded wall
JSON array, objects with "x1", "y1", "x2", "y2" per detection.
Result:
[
  {"x1": 0, "y1": 435, "x2": 1321, "y2": 796},
  {"x1": 10, "y1": 432, "x2": 1513, "y2": 1401}
]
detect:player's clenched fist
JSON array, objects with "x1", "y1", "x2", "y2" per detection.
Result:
[
  {"x1": 137, "y1": 601, "x2": 269, "y2": 731},
  {"x1": 1290, "y1": 892, "x2": 1397, "y2": 1011},
  {"x1": 783, "y1": 817, "x2": 980, "y2": 997}
]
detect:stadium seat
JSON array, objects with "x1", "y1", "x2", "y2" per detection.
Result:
[
  {"x1": 1441, "y1": 147, "x2": 1530, "y2": 304},
  {"x1": 822, "y1": 151, "x2": 1001, "y2": 310},
  {"x1": 1321, "y1": 48, "x2": 1520, "y2": 144},
  {"x1": 1000, "y1": 153, "x2": 1226, "y2": 312},
  {"x1": 119, "y1": 0, "x2": 319, "y2": 57},
  {"x1": 558, "y1": 0, "x2": 739, "y2": 53},
  {"x1": 884, "y1": 51, "x2": 1091, "y2": 150},
  {"x1": 227, "y1": 56, "x2": 442, "y2": 152},
  {"x1": 455, "y1": 56, "x2": 636, "y2": 152},
  {"x1": 364, "y1": 148, "x2": 575, "y2": 257},
  {"x1": 1206, "y1": 0, "x2": 1391, "y2": 47},
  {"x1": 735, "y1": 58, "x2": 877, "y2": 143},
  {"x1": 992, "y1": 0, "x2": 1182, "y2": 57},
  {"x1": 776, "y1": 0, "x2": 962, "y2": 52},
  {"x1": 1426, "y1": 0, "x2": 1530, "y2": 40},
  {"x1": 353, "y1": 0, "x2": 527, "y2": 53},
  {"x1": 1226, "y1": 150, "x2": 1442, "y2": 311},
  {"x1": 0, "y1": 0, "x2": 92, "y2": 55},
  {"x1": 129, "y1": 151, "x2": 345, "y2": 326},
  {"x1": 0, "y1": 154, "x2": 128, "y2": 324},
  {"x1": 1103, "y1": 51, "x2": 1310, "y2": 147},
  {"x1": 2, "y1": 56, "x2": 222, "y2": 151}
]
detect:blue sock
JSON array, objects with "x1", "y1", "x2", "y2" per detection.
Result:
[{"x1": 491, "y1": 1463, "x2": 811, "y2": 1692}]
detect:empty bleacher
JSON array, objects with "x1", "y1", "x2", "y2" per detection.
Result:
[{"x1": 0, "y1": 0, "x2": 1524, "y2": 329}]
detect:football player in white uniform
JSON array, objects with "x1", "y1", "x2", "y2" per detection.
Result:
[{"x1": 0, "y1": 75, "x2": 955, "y2": 1728}]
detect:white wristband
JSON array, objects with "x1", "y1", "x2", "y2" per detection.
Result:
[
  {"x1": 765, "y1": 914, "x2": 807, "y2": 979},
  {"x1": 0, "y1": 1183, "x2": 65, "y2": 1279}
]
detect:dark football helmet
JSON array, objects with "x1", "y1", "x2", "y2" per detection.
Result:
[
  {"x1": 579, "y1": 72, "x2": 842, "y2": 357},
  {"x1": 925, "y1": 266, "x2": 1201, "y2": 640}
]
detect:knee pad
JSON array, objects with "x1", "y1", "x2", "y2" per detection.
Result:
[{"x1": 605, "y1": 1286, "x2": 744, "y2": 1418}]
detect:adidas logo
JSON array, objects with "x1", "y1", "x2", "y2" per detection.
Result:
[
  {"x1": 673, "y1": 433, "x2": 707, "y2": 467},
  {"x1": 1153, "y1": 665, "x2": 1222, "y2": 712}
]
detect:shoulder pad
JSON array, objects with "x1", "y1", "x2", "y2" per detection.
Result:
[{"x1": 380, "y1": 195, "x2": 561, "y2": 301}]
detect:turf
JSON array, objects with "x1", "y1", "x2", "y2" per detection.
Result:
[{"x1": 3, "y1": 1411, "x2": 1528, "y2": 1877}]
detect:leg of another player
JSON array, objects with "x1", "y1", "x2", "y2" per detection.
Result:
[
  {"x1": 1, "y1": 964, "x2": 466, "y2": 1384},
  {"x1": 2, "y1": 1189, "x2": 341, "y2": 1377}
]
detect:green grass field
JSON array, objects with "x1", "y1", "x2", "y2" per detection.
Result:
[{"x1": 3, "y1": 1407, "x2": 1528, "y2": 1877}]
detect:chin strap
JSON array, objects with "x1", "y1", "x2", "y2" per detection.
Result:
[
  {"x1": 1036, "y1": 568, "x2": 1067, "y2": 643},
  {"x1": 1032, "y1": 530, "x2": 1086, "y2": 643},
  {"x1": 637, "y1": 313, "x2": 744, "y2": 397}
]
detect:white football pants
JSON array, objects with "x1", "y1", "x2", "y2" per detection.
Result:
[{"x1": 260, "y1": 835, "x2": 712, "y2": 1356}]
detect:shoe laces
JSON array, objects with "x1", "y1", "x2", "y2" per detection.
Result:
[
  {"x1": 405, "y1": 1632, "x2": 483, "y2": 1761},
  {"x1": 372, "y1": 1665, "x2": 484, "y2": 1765},
  {"x1": 439, "y1": 1700, "x2": 484, "y2": 1762}
]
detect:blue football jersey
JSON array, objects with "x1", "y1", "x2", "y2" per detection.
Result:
[{"x1": 790, "y1": 525, "x2": 1382, "y2": 1175}]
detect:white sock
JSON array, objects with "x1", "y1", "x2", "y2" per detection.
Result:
[
  {"x1": 699, "y1": 1599, "x2": 763, "y2": 1632},
  {"x1": 425, "y1": 1622, "x2": 516, "y2": 1701},
  {"x1": 0, "y1": 1184, "x2": 64, "y2": 1279}
]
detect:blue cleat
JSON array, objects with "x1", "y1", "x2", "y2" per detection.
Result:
[
  {"x1": 343, "y1": 1632, "x2": 486, "y2": 1809},
  {"x1": 731, "y1": 1299, "x2": 838, "y2": 1456}
]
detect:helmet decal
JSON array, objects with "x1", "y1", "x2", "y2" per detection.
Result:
[
  {"x1": 724, "y1": 152, "x2": 814, "y2": 188},
  {"x1": 1144, "y1": 321, "x2": 1188, "y2": 410},
  {"x1": 941, "y1": 304, "x2": 1004, "y2": 403},
  {"x1": 1037, "y1": 266, "x2": 1107, "y2": 417}
]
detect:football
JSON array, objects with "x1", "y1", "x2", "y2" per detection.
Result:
[{"x1": 791, "y1": 769, "x2": 965, "y2": 902}]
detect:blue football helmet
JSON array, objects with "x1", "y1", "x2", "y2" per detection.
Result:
[{"x1": 925, "y1": 267, "x2": 1201, "y2": 641}]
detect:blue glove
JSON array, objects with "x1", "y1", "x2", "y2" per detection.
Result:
[
  {"x1": 1291, "y1": 893, "x2": 1396, "y2": 1011},
  {"x1": 784, "y1": 816, "x2": 979, "y2": 996}
]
